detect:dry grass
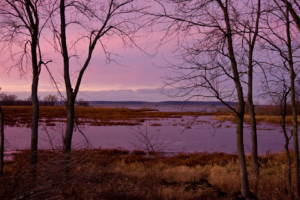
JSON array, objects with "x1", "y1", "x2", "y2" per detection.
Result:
[
  {"x1": 213, "y1": 114, "x2": 300, "y2": 124},
  {"x1": 2, "y1": 106, "x2": 217, "y2": 127},
  {"x1": 210, "y1": 104, "x2": 300, "y2": 124},
  {"x1": 253, "y1": 104, "x2": 300, "y2": 116},
  {"x1": 0, "y1": 149, "x2": 296, "y2": 199},
  {"x1": 3, "y1": 104, "x2": 298, "y2": 127}
]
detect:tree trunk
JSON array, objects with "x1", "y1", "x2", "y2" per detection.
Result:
[
  {"x1": 23, "y1": 0, "x2": 40, "y2": 176},
  {"x1": 31, "y1": 67, "x2": 39, "y2": 175},
  {"x1": 284, "y1": 133, "x2": 292, "y2": 197},
  {"x1": 248, "y1": 46, "x2": 259, "y2": 194},
  {"x1": 281, "y1": 91, "x2": 292, "y2": 197},
  {"x1": 236, "y1": 110, "x2": 251, "y2": 198},
  {"x1": 0, "y1": 106, "x2": 3, "y2": 176},
  {"x1": 62, "y1": 98, "x2": 74, "y2": 174},
  {"x1": 217, "y1": 0, "x2": 251, "y2": 196},
  {"x1": 30, "y1": 35, "x2": 39, "y2": 176},
  {"x1": 291, "y1": 78, "x2": 299, "y2": 198},
  {"x1": 234, "y1": 0, "x2": 260, "y2": 194},
  {"x1": 247, "y1": 0, "x2": 260, "y2": 190},
  {"x1": 62, "y1": 99, "x2": 75, "y2": 155},
  {"x1": 60, "y1": 0, "x2": 74, "y2": 157},
  {"x1": 248, "y1": 98, "x2": 259, "y2": 191},
  {"x1": 285, "y1": 1, "x2": 299, "y2": 196}
]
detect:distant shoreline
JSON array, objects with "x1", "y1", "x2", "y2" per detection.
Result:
[{"x1": 88, "y1": 100, "x2": 237, "y2": 106}]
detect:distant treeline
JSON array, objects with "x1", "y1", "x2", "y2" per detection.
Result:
[
  {"x1": 0, "y1": 94, "x2": 58, "y2": 106},
  {"x1": 0, "y1": 94, "x2": 89, "y2": 106}
]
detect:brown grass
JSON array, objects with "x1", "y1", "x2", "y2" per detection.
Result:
[
  {"x1": 0, "y1": 149, "x2": 296, "y2": 199},
  {"x1": 4, "y1": 104, "x2": 297, "y2": 126},
  {"x1": 212, "y1": 103, "x2": 300, "y2": 124},
  {"x1": 213, "y1": 114, "x2": 300, "y2": 124},
  {"x1": 210, "y1": 104, "x2": 300, "y2": 124},
  {"x1": 253, "y1": 104, "x2": 300, "y2": 116},
  {"x1": 2, "y1": 106, "x2": 220, "y2": 127}
]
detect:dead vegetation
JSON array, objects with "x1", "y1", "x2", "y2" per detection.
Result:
[
  {"x1": 212, "y1": 104, "x2": 300, "y2": 124},
  {"x1": 0, "y1": 149, "x2": 297, "y2": 200},
  {"x1": 3, "y1": 104, "x2": 294, "y2": 127},
  {"x1": 1, "y1": 105, "x2": 296, "y2": 199},
  {"x1": 213, "y1": 114, "x2": 300, "y2": 125},
  {"x1": 253, "y1": 104, "x2": 300, "y2": 116},
  {"x1": 1, "y1": 106, "x2": 220, "y2": 127}
]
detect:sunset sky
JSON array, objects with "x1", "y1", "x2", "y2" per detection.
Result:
[
  {"x1": 0, "y1": 2, "x2": 183, "y2": 102},
  {"x1": 0, "y1": 38, "x2": 177, "y2": 101},
  {"x1": 0, "y1": 0, "x2": 265, "y2": 103}
]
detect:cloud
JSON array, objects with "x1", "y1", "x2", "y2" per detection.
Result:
[
  {"x1": 1, "y1": 88, "x2": 180, "y2": 102},
  {"x1": 76, "y1": 88, "x2": 173, "y2": 101},
  {"x1": 136, "y1": 88, "x2": 162, "y2": 94}
]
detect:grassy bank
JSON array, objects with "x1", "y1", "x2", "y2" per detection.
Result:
[{"x1": 0, "y1": 149, "x2": 296, "y2": 199}]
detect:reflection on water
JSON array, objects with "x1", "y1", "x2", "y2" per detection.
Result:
[
  {"x1": 92, "y1": 104, "x2": 223, "y2": 113},
  {"x1": 4, "y1": 115, "x2": 293, "y2": 156}
]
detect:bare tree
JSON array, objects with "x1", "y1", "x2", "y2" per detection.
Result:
[
  {"x1": 0, "y1": 0, "x2": 53, "y2": 174},
  {"x1": 261, "y1": 64, "x2": 293, "y2": 197},
  {"x1": 258, "y1": 0, "x2": 300, "y2": 197},
  {"x1": 146, "y1": 0, "x2": 259, "y2": 197},
  {"x1": 49, "y1": 0, "x2": 146, "y2": 157},
  {"x1": 43, "y1": 94, "x2": 58, "y2": 106},
  {"x1": 235, "y1": 0, "x2": 261, "y2": 192},
  {"x1": 0, "y1": 94, "x2": 18, "y2": 105}
]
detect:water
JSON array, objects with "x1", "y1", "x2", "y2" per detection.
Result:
[
  {"x1": 91, "y1": 103, "x2": 222, "y2": 113},
  {"x1": 3, "y1": 114, "x2": 292, "y2": 157}
]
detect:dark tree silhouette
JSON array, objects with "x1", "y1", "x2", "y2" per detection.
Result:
[
  {"x1": 0, "y1": 0, "x2": 53, "y2": 175},
  {"x1": 49, "y1": 0, "x2": 147, "y2": 158},
  {"x1": 146, "y1": 0, "x2": 263, "y2": 197},
  {"x1": 258, "y1": 0, "x2": 300, "y2": 196}
]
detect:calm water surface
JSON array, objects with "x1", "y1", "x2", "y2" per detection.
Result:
[{"x1": 4, "y1": 111, "x2": 293, "y2": 156}]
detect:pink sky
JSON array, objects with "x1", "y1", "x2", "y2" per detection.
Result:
[
  {"x1": 0, "y1": 30, "x2": 180, "y2": 101},
  {"x1": 0, "y1": 0, "x2": 185, "y2": 102},
  {"x1": 0, "y1": 0, "x2": 266, "y2": 103}
]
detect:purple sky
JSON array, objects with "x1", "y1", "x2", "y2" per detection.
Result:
[
  {"x1": 0, "y1": 32, "x2": 181, "y2": 101},
  {"x1": 0, "y1": 0, "x2": 182, "y2": 102},
  {"x1": 0, "y1": 0, "x2": 266, "y2": 103}
]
